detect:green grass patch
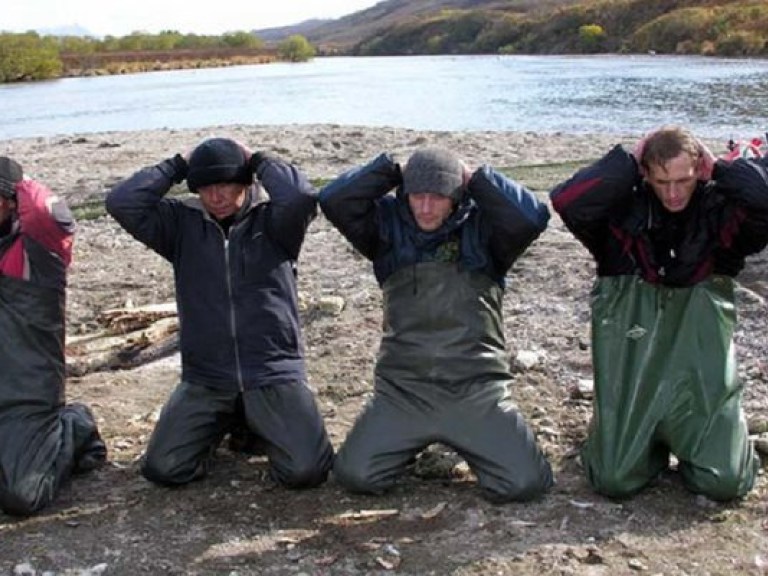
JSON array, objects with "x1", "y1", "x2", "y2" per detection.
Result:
[
  {"x1": 311, "y1": 177, "x2": 331, "y2": 189},
  {"x1": 71, "y1": 199, "x2": 107, "y2": 221},
  {"x1": 497, "y1": 159, "x2": 596, "y2": 192},
  {"x1": 72, "y1": 183, "x2": 192, "y2": 221}
]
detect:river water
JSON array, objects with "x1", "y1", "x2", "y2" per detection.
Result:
[{"x1": 2, "y1": 55, "x2": 767, "y2": 140}]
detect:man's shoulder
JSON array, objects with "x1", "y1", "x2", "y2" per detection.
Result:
[{"x1": 375, "y1": 195, "x2": 404, "y2": 226}]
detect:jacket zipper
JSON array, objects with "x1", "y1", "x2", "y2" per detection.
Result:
[{"x1": 222, "y1": 232, "x2": 245, "y2": 392}]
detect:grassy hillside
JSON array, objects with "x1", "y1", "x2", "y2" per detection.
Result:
[
  {"x1": 303, "y1": 0, "x2": 580, "y2": 49},
  {"x1": 299, "y1": 0, "x2": 768, "y2": 57}
]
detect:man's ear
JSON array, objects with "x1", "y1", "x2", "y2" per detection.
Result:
[{"x1": 461, "y1": 162, "x2": 472, "y2": 187}]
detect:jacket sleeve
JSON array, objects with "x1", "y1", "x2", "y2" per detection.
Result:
[
  {"x1": 318, "y1": 153, "x2": 401, "y2": 261},
  {"x1": 549, "y1": 145, "x2": 640, "y2": 253},
  {"x1": 714, "y1": 156, "x2": 768, "y2": 256},
  {"x1": 253, "y1": 154, "x2": 317, "y2": 260},
  {"x1": 15, "y1": 180, "x2": 75, "y2": 267},
  {"x1": 105, "y1": 156, "x2": 186, "y2": 262},
  {"x1": 468, "y1": 166, "x2": 549, "y2": 273}
]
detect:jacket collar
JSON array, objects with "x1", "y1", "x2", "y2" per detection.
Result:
[
  {"x1": 182, "y1": 183, "x2": 269, "y2": 222},
  {"x1": 622, "y1": 181, "x2": 707, "y2": 234}
]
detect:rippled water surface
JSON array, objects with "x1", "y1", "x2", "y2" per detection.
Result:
[{"x1": 2, "y1": 55, "x2": 767, "y2": 139}]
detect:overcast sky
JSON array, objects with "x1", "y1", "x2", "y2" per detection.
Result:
[{"x1": 3, "y1": 0, "x2": 382, "y2": 36}]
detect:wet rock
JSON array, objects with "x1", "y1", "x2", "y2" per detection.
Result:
[
  {"x1": 514, "y1": 350, "x2": 542, "y2": 371},
  {"x1": 537, "y1": 425, "x2": 559, "y2": 439},
  {"x1": 569, "y1": 379, "x2": 594, "y2": 400},
  {"x1": 316, "y1": 295, "x2": 345, "y2": 316},
  {"x1": 530, "y1": 405, "x2": 547, "y2": 419},
  {"x1": 297, "y1": 290, "x2": 310, "y2": 312},
  {"x1": 13, "y1": 564, "x2": 36, "y2": 576},
  {"x1": 749, "y1": 418, "x2": 768, "y2": 435},
  {"x1": 412, "y1": 446, "x2": 465, "y2": 479}
]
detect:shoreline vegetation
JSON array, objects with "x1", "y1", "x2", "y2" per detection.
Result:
[
  {"x1": 0, "y1": 33, "x2": 316, "y2": 82},
  {"x1": 58, "y1": 48, "x2": 279, "y2": 78},
  {"x1": 2, "y1": 0, "x2": 767, "y2": 83}
]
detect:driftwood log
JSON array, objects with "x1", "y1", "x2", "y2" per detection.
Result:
[{"x1": 66, "y1": 302, "x2": 179, "y2": 376}]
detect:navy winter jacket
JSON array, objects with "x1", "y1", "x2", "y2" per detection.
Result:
[
  {"x1": 318, "y1": 153, "x2": 550, "y2": 285},
  {"x1": 106, "y1": 154, "x2": 317, "y2": 391}
]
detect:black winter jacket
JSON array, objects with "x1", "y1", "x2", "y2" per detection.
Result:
[
  {"x1": 106, "y1": 154, "x2": 316, "y2": 391},
  {"x1": 550, "y1": 145, "x2": 768, "y2": 286}
]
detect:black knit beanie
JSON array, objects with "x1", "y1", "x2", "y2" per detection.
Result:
[
  {"x1": 0, "y1": 156, "x2": 23, "y2": 199},
  {"x1": 186, "y1": 138, "x2": 252, "y2": 192},
  {"x1": 402, "y1": 147, "x2": 464, "y2": 201}
]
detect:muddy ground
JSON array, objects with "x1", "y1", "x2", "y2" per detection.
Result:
[{"x1": 0, "y1": 126, "x2": 766, "y2": 575}]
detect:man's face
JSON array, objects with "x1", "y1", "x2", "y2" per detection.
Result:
[
  {"x1": 407, "y1": 192, "x2": 454, "y2": 232},
  {"x1": 197, "y1": 183, "x2": 247, "y2": 220},
  {"x1": 645, "y1": 152, "x2": 698, "y2": 213},
  {"x1": 0, "y1": 196, "x2": 16, "y2": 227}
]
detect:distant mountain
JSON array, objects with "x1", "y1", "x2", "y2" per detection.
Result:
[
  {"x1": 255, "y1": 0, "x2": 768, "y2": 58},
  {"x1": 38, "y1": 24, "x2": 95, "y2": 37},
  {"x1": 255, "y1": 0, "x2": 582, "y2": 49},
  {"x1": 253, "y1": 19, "x2": 332, "y2": 43}
]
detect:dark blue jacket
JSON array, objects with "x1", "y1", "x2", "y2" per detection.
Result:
[
  {"x1": 318, "y1": 153, "x2": 549, "y2": 286},
  {"x1": 106, "y1": 154, "x2": 316, "y2": 390}
]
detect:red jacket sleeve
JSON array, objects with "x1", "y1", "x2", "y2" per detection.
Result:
[{"x1": 15, "y1": 179, "x2": 75, "y2": 267}]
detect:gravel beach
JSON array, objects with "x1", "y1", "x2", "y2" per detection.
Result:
[{"x1": 1, "y1": 124, "x2": 766, "y2": 576}]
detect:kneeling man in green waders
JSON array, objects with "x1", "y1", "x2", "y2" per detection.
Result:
[
  {"x1": 551, "y1": 126, "x2": 768, "y2": 500},
  {"x1": 319, "y1": 147, "x2": 554, "y2": 502}
]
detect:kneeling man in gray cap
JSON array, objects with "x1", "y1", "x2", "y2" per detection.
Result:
[{"x1": 319, "y1": 147, "x2": 553, "y2": 501}]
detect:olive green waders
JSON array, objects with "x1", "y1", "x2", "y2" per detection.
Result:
[
  {"x1": 583, "y1": 275, "x2": 758, "y2": 500},
  {"x1": 334, "y1": 262, "x2": 553, "y2": 501}
]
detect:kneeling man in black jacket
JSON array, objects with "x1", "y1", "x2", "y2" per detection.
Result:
[{"x1": 106, "y1": 138, "x2": 333, "y2": 488}]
